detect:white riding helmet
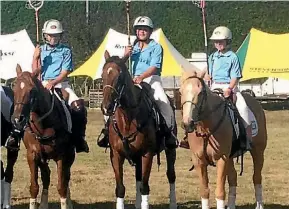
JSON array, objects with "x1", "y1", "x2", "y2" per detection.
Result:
[
  {"x1": 133, "y1": 16, "x2": 154, "y2": 30},
  {"x1": 210, "y1": 26, "x2": 232, "y2": 40},
  {"x1": 42, "y1": 19, "x2": 64, "y2": 34}
]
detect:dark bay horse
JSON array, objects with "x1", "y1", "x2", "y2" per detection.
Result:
[
  {"x1": 180, "y1": 70, "x2": 267, "y2": 209},
  {"x1": 101, "y1": 51, "x2": 177, "y2": 209},
  {"x1": 11, "y1": 65, "x2": 75, "y2": 209},
  {"x1": 1, "y1": 85, "x2": 20, "y2": 209}
]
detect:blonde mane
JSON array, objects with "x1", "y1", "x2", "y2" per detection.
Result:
[{"x1": 180, "y1": 69, "x2": 206, "y2": 84}]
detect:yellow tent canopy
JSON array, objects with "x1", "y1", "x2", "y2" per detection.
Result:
[
  {"x1": 69, "y1": 28, "x2": 199, "y2": 79},
  {"x1": 237, "y1": 28, "x2": 289, "y2": 81}
]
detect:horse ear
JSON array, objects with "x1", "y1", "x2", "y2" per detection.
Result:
[
  {"x1": 31, "y1": 71, "x2": 38, "y2": 79},
  {"x1": 197, "y1": 70, "x2": 206, "y2": 78},
  {"x1": 104, "y1": 50, "x2": 110, "y2": 60},
  {"x1": 16, "y1": 64, "x2": 22, "y2": 76}
]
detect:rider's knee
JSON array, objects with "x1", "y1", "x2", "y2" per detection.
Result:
[{"x1": 71, "y1": 99, "x2": 86, "y2": 113}]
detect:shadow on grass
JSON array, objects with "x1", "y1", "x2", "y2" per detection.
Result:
[{"x1": 11, "y1": 201, "x2": 289, "y2": 209}]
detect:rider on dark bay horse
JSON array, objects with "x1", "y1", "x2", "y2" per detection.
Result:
[
  {"x1": 6, "y1": 19, "x2": 89, "y2": 153},
  {"x1": 97, "y1": 16, "x2": 178, "y2": 149}
]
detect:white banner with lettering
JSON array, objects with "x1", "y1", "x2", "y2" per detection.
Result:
[{"x1": 0, "y1": 29, "x2": 34, "y2": 80}]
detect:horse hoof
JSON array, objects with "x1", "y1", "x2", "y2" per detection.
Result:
[
  {"x1": 39, "y1": 204, "x2": 48, "y2": 209},
  {"x1": 169, "y1": 204, "x2": 178, "y2": 209}
]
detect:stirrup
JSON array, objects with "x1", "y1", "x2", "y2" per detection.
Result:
[
  {"x1": 179, "y1": 134, "x2": 190, "y2": 149},
  {"x1": 4, "y1": 137, "x2": 20, "y2": 152},
  {"x1": 97, "y1": 129, "x2": 109, "y2": 148}
]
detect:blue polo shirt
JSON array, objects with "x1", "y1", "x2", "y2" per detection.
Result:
[
  {"x1": 208, "y1": 50, "x2": 242, "y2": 83},
  {"x1": 40, "y1": 44, "x2": 73, "y2": 81},
  {"x1": 131, "y1": 40, "x2": 163, "y2": 76}
]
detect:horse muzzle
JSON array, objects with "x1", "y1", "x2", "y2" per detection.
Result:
[
  {"x1": 11, "y1": 115, "x2": 27, "y2": 131},
  {"x1": 101, "y1": 103, "x2": 113, "y2": 116},
  {"x1": 181, "y1": 120, "x2": 196, "y2": 133}
]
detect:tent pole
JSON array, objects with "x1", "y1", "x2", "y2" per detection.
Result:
[
  {"x1": 125, "y1": 0, "x2": 132, "y2": 75},
  {"x1": 86, "y1": 0, "x2": 89, "y2": 25}
]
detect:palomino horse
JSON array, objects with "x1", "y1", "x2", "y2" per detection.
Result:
[
  {"x1": 180, "y1": 71, "x2": 267, "y2": 209},
  {"x1": 11, "y1": 65, "x2": 75, "y2": 209},
  {"x1": 101, "y1": 51, "x2": 177, "y2": 209},
  {"x1": 1, "y1": 86, "x2": 20, "y2": 209}
]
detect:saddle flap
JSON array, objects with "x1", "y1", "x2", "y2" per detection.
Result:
[{"x1": 52, "y1": 89, "x2": 72, "y2": 133}]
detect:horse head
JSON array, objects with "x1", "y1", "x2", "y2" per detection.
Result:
[
  {"x1": 101, "y1": 50, "x2": 136, "y2": 116},
  {"x1": 11, "y1": 64, "x2": 51, "y2": 132},
  {"x1": 179, "y1": 70, "x2": 207, "y2": 133}
]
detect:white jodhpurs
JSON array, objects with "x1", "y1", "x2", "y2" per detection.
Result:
[
  {"x1": 42, "y1": 81, "x2": 79, "y2": 106},
  {"x1": 142, "y1": 75, "x2": 175, "y2": 130},
  {"x1": 211, "y1": 83, "x2": 251, "y2": 127},
  {"x1": 0, "y1": 86, "x2": 13, "y2": 122}
]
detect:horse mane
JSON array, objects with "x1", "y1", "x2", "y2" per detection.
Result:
[
  {"x1": 180, "y1": 71, "x2": 198, "y2": 84},
  {"x1": 104, "y1": 55, "x2": 138, "y2": 108},
  {"x1": 18, "y1": 72, "x2": 55, "y2": 115},
  {"x1": 180, "y1": 70, "x2": 211, "y2": 94},
  {"x1": 20, "y1": 72, "x2": 50, "y2": 101}
]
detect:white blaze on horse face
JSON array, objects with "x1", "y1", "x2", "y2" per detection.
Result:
[
  {"x1": 182, "y1": 82, "x2": 195, "y2": 124},
  {"x1": 20, "y1": 81, "x2": 25, "y2": 89},
  {"x1": 107, "y1": 67, "x2": 113, "y2": 75}
]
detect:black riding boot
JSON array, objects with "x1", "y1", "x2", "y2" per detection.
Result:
[
  {"x1": 5, "y1": 129, "x2": 22, "y2": 151},
  {"x1": 97, "y1": 120, "x2": 109, "y2": 148},
  {"x1": 163, "y1": 125, "x2": 179, "y2": 149},
  {"x1": 71, "y1": 100, "x2": 89, "y2": 153}
]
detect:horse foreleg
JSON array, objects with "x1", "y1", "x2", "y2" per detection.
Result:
[
  {"x1": 1, "y1": 161, "x2": 4, "y2": 207},
  {"x1": 165, "y1": 148, "x2": 177, "y2": 209},
  {"x1": 196, "y1": 163, "x2": 210, "y2": 209},
  {"x1": 215, "y1": 157, "x2": 228, "y2": 209},
  {"x1": 227, "y1": 158, "x2": 237, "y2": 209},
  {"x1": 135, "y1": 156, "x2": 142, "y2": 209},
  {"x1": 2, "y1": 150, "x2": 18, "y2": 209},
  {"x1": 140, "y1": 152, "x2": 153, "y2": 209},
  {"x1": 38, "y1": 162, "x2": 51, "y2": 209},
  {"x1": 27, "y1": 151, "x2": 40, "y2": 209},
  {"x1": 111, "y1": 150, "x2": 125, "y2": 209},
  {"x1": 251, "y1": 148, "x2": 265, "y2": 209},
  {"x1": 56, "y1": 153, "x2": 74, "y2": 209}
]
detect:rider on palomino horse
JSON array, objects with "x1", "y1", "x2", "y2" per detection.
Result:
[
  {"x1": 6, "y1": 19, "x2": 89, "y2": 153},
  {"x1": 98, "y1": 16, "x2": 178, "y2": 149},
  {"x1": 180, "y1": 26, "x2": 252, "y2": 149}
]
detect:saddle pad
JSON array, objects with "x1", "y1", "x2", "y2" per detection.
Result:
[
  {"x1": 249, "y1": 109, "x2": 258, "y2": 137},
  {"x1": 53, "y1": 90, "x2": 72, "y2": 133},
  {"x1": 134, "y1": 83, "x2": 160, "y2": 128},
  {"x1": 228, "y1": 108, "x2": 240, "y2": 138},
  {"x1": 228, "y1": 107, "x2": 258, "y2": 137}
]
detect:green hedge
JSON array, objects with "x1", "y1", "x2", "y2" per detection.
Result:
[{"x1": 2, "y1": 1, "x2": 289, "y2": 70}]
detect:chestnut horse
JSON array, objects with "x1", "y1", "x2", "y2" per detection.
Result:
[
  {"x1": 101, "y1": 51, "x2": 177, "y2": 209},
  {"x1": 180, "y1": 71, "x2": 267, "y2": 209},
  {"x1": 11, "y1": 65, "x2": 75, "y2": 209}
]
